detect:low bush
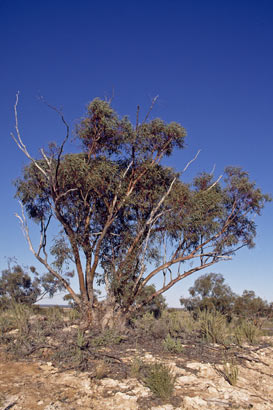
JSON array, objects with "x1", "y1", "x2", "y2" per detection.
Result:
[
  {"x1": 130, "y1": 355, "x2": 175, "y2": 399},
  {"x1": 133, "y1": 310, "x2": 198, "y2": 340},
  {"x1": 94, "y1": 360, "x2": 109, "y2": 379},
  {"x1": 198, "y1": 309, "x2": 230, "y2": 344},
  {"x1": 0, "y1": 302, "x2": 33, "y2": 337},
  {"x1": 68, "y1": 308, "x2": 81, "y2": 321},
  {"x1": 143, "y1": 362, "x2": 176, "y2": 399},
  {"x1": 222, "y1": 362, "x2": 239, "y2": 386},
  {"x1": 234, "y1": 319, "x2": 260, "y2": 344},
  {"x1": 0, "y1": 315, "x2": 14, "y2": 336},
  {"x1": 90, "y1": 329, "x2": 124, "y2": 347},
  {"x1": 133, "y1": 312, "x2": 155, "y2": 336},
  {"x1": 162, "y1": 334, "x2": 183, "y2": 353},
  {"x1": 130, "y1": 356, "x2": 145, "y2": 378},
  {"x1": 163, "y1": 311, "x2": 184, "y2": 337}
]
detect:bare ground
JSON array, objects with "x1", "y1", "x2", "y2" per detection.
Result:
[{"x1": 0, "y1": 333, "x2": 273, "y2": 410}]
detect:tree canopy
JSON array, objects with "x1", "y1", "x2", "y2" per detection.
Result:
[
  {"x1": 12, "y1": 94, "x2": 270, "y2": 328},
  {"x1": 180, "y1": 273, "x2": 235, "y2": 314},
  {"x1": 180, "y1": 272, "x2": 272, "y2": 318},
  {"x1": 0, "y1": 261, "x2": 60, "y2": 308}
]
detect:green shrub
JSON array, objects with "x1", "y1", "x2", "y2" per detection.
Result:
[
  {"x1": 130, "y1": 356, "x2": 175, "y2": 399},
  {"x1": 130, "y1": 356, "x2": 145, "y2": 378},
  {"x1": 133, "y1": 312, "x2": 155, "y2": 336},
  {"x1": 68, "y1": 308, "x2": 81, "y2": 321},
  {"x1": 143, "y1": 362, "x2": 175, "y2": 399},
  {"x1": 77, "y1": 330, "x2": 86, "y2": 349},
  {"x1": 133, "y1": 310, "x2": 199, "y2": 340},
  {"x1": 163, "y1": 311, "x2": 184, "y2": 337},
  {"x1": 222, "y1": 362, "x2": 239, "y2": 386},
  {"x1": 162, "y1": 334, "x2": 183, "y2": 353},
  {"x1": 178, "y1": 311, "x2": 199, "y2": 333},
  {"x1": 150, "y1": 318, "x2": 169, "y2": 339},
  {"x1": 234, "y1": 319, "x2": 260, "y2": 344},
  {"x1": 0, "y1": 315, "x2": 13, "y2": 336},
  {"x1": 3, "y1": 302, "x2": 33, "y2": 336},
  {"x1": 198, "y1": 309, "x2": 229, "y2": 344},
  {"x1": 90, "y1": 329, "x2": 123, "y2": 347},
  {"x1": 46, "y1": 306, "x2": 63, "y2": 321}
]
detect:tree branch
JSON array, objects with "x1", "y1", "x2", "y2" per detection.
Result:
[
  {"x1": 206, "y1": 174, "x2": 223, "y2": 192},
  {"x1": 130, "y1": 259, "x2": 220, "y2": 313},
  {"x1": 15, "y1": 202, "x2": 81, "y2": 305},
  {"x1": 11, "y1": 92, "x2": 48, "y2": 179},
  {"x1": 142, "y1": 95, "x2": 159, "y2": 124},
  {"x1": 181, "y1": 149, "x2": 201, "y2": 174}
]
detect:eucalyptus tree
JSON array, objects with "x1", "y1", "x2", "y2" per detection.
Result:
[
  {"x1": 180, "y1": 273, "x2": 236, "y2": 314},
  {"x1": 12, "y1": 94, "x2": 270, "y2": 329},
  {"x1": 0, "y1": 261, "x2": 61, "y2": 308}
]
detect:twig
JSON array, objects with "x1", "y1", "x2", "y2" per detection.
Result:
[
  {"x1": 142, "y1": 95, "x2": 159, "y2": 124},
  {"x1": 87, "y1": 348, "x2": 123, "y2": 363},
  {"x1": 235, "y1": 353, "x2": 270, "y2": 367},
  {"x1": 206, "y1": 174, "x2": 222, "y2": 192},
  {"x1": 181, "y1": 149, "x2": 201, "y2": 174},
  {"x1": 25, "y1": 344, "x2": 58, "y2": 356},
  {"x1": 11, "y1": 91, "x2": 48, "y2": 179}
]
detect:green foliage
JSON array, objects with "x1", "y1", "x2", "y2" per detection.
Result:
[
  {"x1": 130, "y1": 356, "x2": 175, "y2": 399},
  {"x1": 222, "y1": 362, "x2": 239, "y2": 386},
  {"x1": 162, "y1": 311, "x2": 185, "y2": 337},
  {"x1": 233, "y1": 290, "x2": 270, "y2": 319},
  {"x1": 134, "y1": 310, "x2": 199, "y2": 340},
  {"x1": 162, "y1": 333, "x2": 183, "y2": 353},
  {"x1": 68, "y1": 308, "x2": 81, "y2": 321},
  {"x1": 0, "y1": 302, "x2": 35, "y2": 352},
  {"x1": 181, "y1": 274, "x2": 271, "y2": 328},
  {"x1": 177, "y1": 310, "x2": 199, "y2": 333},
  {"x1": 44, "y1": 306, "x2": 64, "y2": 328},
  {"x1": 90, "y1": 329, "x2": 123, "y2": 347},
  {"x1": 77, "y1": 330, "x2": 85, "y2": 349},
  {"x1": 180, "y1": 273, "x2": 235, "y2": 315},
  {"x1": 14, "y1": 96, "x2": 270, "y2": 323},
  {"x1": 149, "y1": 317, "x2": 169, "y2": 339},
  {"x1": 10, "y1": 302, "x2": 31, "y2": 333},
  {"x1": 130, "y1": 356, "x2": 145, "y2": 378},
  {"x1": 0, "y1": 314, "x2": 14, "y2": 336},
  {"x1": 143, "y1": 362, "x2": 176, "y2": 399},
  {"x1": 133, "y1": 312, "x2": 155, "y2": 336},
  {"x1": 0, "y1": 261, "x2": 61, "y2": 309},
  {"x1": 198, "y1": 309, "x2": 229, "y2": 344},
  {"x1": 0, "y1": 264, "x2": 39, "y2": 307},
  {"x1": 234, "y1": 319, "x2": 260, "y2": 344},
  {"x1": 134, "y1": 285, "x2": 167, "y2": 318}
]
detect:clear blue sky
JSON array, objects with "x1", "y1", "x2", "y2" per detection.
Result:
[{"x1": 0, "y1": 0, "x2": 272, "y2": 306}]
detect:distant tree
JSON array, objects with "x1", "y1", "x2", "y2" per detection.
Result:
[
  {"x1": 63, "y1": 293, "x2": 80, "y2": 308},
  {"x1": 233, "y1": 290, "x2": 270, "y2": 318},
  {"x1": 180, "y1": 273, "x2": 235, "y2": 314},
  {"x1": 0, "y1": 261, "x2": 61, "y2": 308},
  {"x1": 12, "y1": 93, "x2": 270, "y2": 329},
  {"x1": 133, "y1": 285, "x2": 167, "y2": 318}
]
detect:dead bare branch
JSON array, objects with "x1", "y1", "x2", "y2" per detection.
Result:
[
  {"x1": 210, "y1": 163, "x2": 216, "y2": 175},
  {"x1": 182, "y1": 149, "x2": 201, "y2": 174},
  {"x1": 15, "y1": 202, "x2": 81, "y2": 305},
  {"x1": 206, "y1": 174, "x2": 223, "y2": 192},
  {"x1": 147, "y1": 177, "x2": 176, "y2": 225},
  {"x1": 11, "y1": 92, "x2": 48, "y2": 179},
  {"x1": 143, "y1": 95, "x2": 159, "y2": 124},
  {"x1": 38, "y1": 94, "x2": 70, "y2": 185}
]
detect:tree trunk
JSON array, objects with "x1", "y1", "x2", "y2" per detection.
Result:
[{"x1": 90, "y1": 301, "x2": 129, "y2": 332}]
